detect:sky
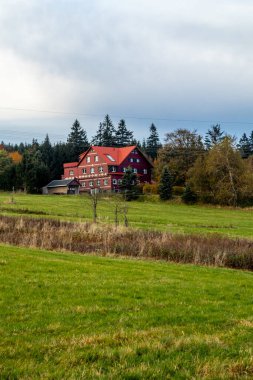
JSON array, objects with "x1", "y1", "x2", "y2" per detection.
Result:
[{"x1": 1, "y1": 0, "x2": 253, "y2": 144}]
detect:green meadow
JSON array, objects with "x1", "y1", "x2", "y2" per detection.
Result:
[
  {"x1": 1, "y1": 192, "x2": 253, "y2": 238},
  {"x1": 1, "y1": 245, "x2": 253, "y2": 379}
]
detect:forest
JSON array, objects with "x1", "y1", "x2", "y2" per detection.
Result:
[{"x1": 1, "y1": 114, "x2": 253, "y2": 206}]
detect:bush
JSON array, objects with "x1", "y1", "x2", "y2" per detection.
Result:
[
  {"x1": 143, "y1": 183, "x2": 158, "y2": 194},
  {"x1": 172, "y1": 186, "x2": 185, "y2": 196},
  {"x1": 182, "y1": 185, "x2": 197, "y2": 204}
]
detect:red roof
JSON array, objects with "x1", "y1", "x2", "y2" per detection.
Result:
[
  {"x1": 63, "y1": 162, "x2": 78, "y2": 168},
  {"x1": 64, "y1": 145, "x2": 153, "y2": 168},
  {"x1": 91, "y1": 145, "x2": 136, "y2": 165}
]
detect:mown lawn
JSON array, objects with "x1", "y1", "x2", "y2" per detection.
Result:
[
  {"x1": 1, "y1": 245, "x2": 253, "y2": 379},
  {"x1": 1, "y1": 192, "x2": 253, "y2": 238}
]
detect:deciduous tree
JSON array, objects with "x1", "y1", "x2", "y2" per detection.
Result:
[
  {"x1": 156, "y1": 129, "x2": 204, "y2": 185},
  {"x1": 189, "y1": 137, "x2": 253, "y2": 206}
]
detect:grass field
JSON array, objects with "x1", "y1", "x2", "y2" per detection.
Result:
[
  {"x1": 1, "y1": 245, "x2": 253, "y2": 379},
  {"x1": 1, "y1": 192, "x2": 253, "y2": 238}
]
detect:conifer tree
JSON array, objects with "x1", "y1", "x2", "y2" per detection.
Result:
[
  {"x1": 115, "y1": 119, "x2": 134, "y2": 146},
  {"x1": 18, "y1": 147, "x2": 50, "y2": 193},
  {"x1": 142, "y1": 138, "x2": 147, "y2": 152},
  {"x1": 91, "y1": 122, "x2": 104, "y2": 146},
  {"x1": 67, "y1": 119, "x2": 89, "y2": 160},
  {"x1": 237, "y1": 133, "x2": 252, "y2": 158},
  {"x1": 121, "y1": 166, "x2": 139, "y2": 201},
  {"x1": 40, "y1": 134, "x2": 53, "y2": 170},
  {"x1": 146, "y1": 123, "x2": 161, "y2": 160},
  {"x1": 158, "y1": 167, "x2": 172, "y2": 200},
  {"x1": 92, "y1": 115, "x2": 116, "y2": 146},
  {"x1": 182, "y1": 185, "x2": 197, "y2": 204},
  {"x1": 101, "y1": 114, "x2": 116, "y2": 146},
  {"x1": 204, "y1": 124, "x2": 224, "y2": 150}
]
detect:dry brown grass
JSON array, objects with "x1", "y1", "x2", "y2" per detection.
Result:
[{"x1": 0, "y1": 215, "x2": 253, "y2": 270}]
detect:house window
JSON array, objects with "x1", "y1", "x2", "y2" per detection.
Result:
[
  {"x1": 82, "y1": 168, "x2": 86, "y2": 174},
  {"x1": 111, "y1": 166, "x2": 116, "y2": 172},
  {"x1": 104, "y1": 179, "x2": 108, "y2": 185},
  {"x1": 136, "y1": 158, "x2": 140, "y2": 163},
  {"x1": 106, "y1": 154, "x2": 115, "y2": 162},
  {"x1": 69, "y1": 170, "x2": 74, "y2": 176},
  {"x1": 123, "y1": 167, "x2": 126, "y2": 173},
  {"x1": 143, "y1": 169, "x2": 147, "y2": 174},
  {"x1": 133, "y1": 168, "x2": 138, "y2": 174},
  {"x1": 89, "y1": 181, "x2": 94, "y2": 187},
  {"x1": 87, "y1": 156, "x2": 91, "y2": 163},
  {"x1": 95, "y1": 156, "x2": 99, "y2": 162},
  {"x1": 118, "y1": 179, "x2": 122, "y2": 185},
  {"x1": 130, "y1": 158, "x2": 134, "y2": 163},
  {"x1": 99, "y1": 166, "x2": 103, "y2": 173},
  {"x1": 81, "y1": 182, "x2": 86, "y2": 187},
  {"x1": 90, "y1": 167, "x2": 95, "y2": 174},
  {"x1": 97, "y1": 180, "x2": 101, "y2": 186},
  {"x1": 132, "y1": 149, "x2": 137, "y2": 154},
  {"x1": 113, "y1": 179, "x2": 117, "y2": 185}
]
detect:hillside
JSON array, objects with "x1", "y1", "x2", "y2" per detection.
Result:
[
  {"x1": 1, "y1": 245, "x2": 253, "y2": 379},
  {"x1": 1, "y1": 193, "x2": 253, "y2": 238}
]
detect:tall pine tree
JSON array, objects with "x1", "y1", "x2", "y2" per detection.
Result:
[
  {"x1": 115, "y1": 119, "x2": 134, "y2": 146},
  {"x1": 146, "y1": 123, "x2": 161, "y2": 160},
  {"x1": 40, "y1": 134, "x2": 53, "y2": 172},
  {"x1": 121, "y1": 166, "x2": 139, "y2": 201},
  {"x1": 92, "y1": 115, "x2": 116, "y2": 146},
  {"x1": 67, "y1": 119, "x2": 89, "y2": 161},
  {"x1": 158, "y1": 167, "x2": 172, "y2": 200},
  {"x1": 101, "y1": 114, "x2": 116, "y2": 146},
  {"x1": 204, "y1": 124, "x2": 224, "y2": 150},
  {"x1": 237, "y1": 133, "x2": 252, "y2": 158}
]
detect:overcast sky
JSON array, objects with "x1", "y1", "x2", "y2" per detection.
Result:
[{"x1": 0, "y1": 0, "x2": 253, "y2": 144}]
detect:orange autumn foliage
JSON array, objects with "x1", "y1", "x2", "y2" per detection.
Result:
[{"x1": 9, "y1": 151, "x2": 22, "y2": 164}]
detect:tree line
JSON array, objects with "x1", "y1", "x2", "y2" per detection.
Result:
[
  {"x1": 1, "y1": 116, "x2": 253, "y2": 207},
  {"x1": 0, "y1": 115, "x2": 161, "y2": 193},
  {"x1": 156, "y1": 125, "x2": 253, "y2": 206}
]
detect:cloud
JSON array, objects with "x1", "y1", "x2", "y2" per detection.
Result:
[{"x1": 0, "y1": 0, "x2": 253, "y2": 142}]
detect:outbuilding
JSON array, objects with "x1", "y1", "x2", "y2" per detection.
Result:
[{"x1": 44, "y1": 179, "x2": 80, "y2": 195}]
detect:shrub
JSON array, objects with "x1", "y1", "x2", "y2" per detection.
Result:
[
  {"x1": 143, "y1": 183, "x2": 158, "y2": 194},
  {"x1": 182, "y1": 185, "x2": 197, "y2": 204},
  {"x1": 172, "y1": 186, "x2": 185, "y2": 196}
]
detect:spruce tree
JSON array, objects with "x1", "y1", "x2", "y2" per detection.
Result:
[
  {"x1": 146, "y1": 123, "x2": 161, "y2": 160},
  {"x1": 248, "y1": 131, "x2": 253, "y2": 156},
  {"x1": 91, "y1": 122, "x2": 104, "y2": 146},
  {"x1": 40, "y1": 134, "x2": 53, "y2": 171},
  {"x1": 121, "y1": 166, "x2": 139, "y2": 201},
  {"x1": 67, "y1": 119, "x2": 89, "y2": 160},
  {"x1": 142, "y1": 138, "x2": 147, "y2": 152},
  {"x1": 182, "y1": 185, "x2": 197, "y2": 204},
  {"x1": 204, "y1": 124, "x2": 224, "y2": 150},
  {"x1": 237, "y1": 133, "x2": 252, "y2": 158},
  {"x1": 19, "y1": 148, "x2": 50, "y2": 193},
  {"x1": 158, "y1": 167, "x2": 172, "y2": 200},
  {"x1": 101, "y1": 114, "x2": 116, "y2": 146},
  {"x1": 91, "y1": 115, "x2": 116, "y2": 146},
  {"x1": 115, "y1": 119, "x2": 134, "y2": 146}
]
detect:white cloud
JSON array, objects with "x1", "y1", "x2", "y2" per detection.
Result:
[{"x1": 0, "y1": 0, "x2": 253, "y2": 142}]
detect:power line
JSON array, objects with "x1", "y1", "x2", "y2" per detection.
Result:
[{"x1": 0, "y1": 106, "x2": 253, "y2": 125}]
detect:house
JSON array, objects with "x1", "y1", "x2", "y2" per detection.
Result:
[
  {"x1": 62, "y1": 145, "x2": 153, "y2": 192},
  {"x1": 44, "y1": 178, "x2": 81, "y2": 195}
]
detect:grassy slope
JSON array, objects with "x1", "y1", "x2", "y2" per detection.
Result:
[
  {"x1": 1, "y1": 193, "x2": 253, "y2": 238},
  {"x1": 1, "y1": 245, "x2": 253, "y2": 379}
]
